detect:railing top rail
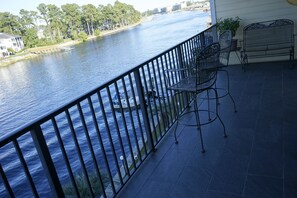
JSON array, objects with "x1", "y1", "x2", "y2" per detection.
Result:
[{"x1": 0, "y1": 25, "x2": 216, "y2": 147}]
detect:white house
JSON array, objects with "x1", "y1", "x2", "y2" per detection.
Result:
[{"x1": 0, "y1": 33, "x2": 25, "y2": 58}]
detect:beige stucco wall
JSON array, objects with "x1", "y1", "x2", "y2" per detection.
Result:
[{"x1": 211, "y1": 0, "x2": 297, "y2": 64}]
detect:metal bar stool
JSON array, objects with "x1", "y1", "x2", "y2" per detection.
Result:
[{"x1": 167, "y1": 43, "x2": 227, "y2": 153}]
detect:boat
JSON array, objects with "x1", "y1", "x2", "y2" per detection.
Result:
[
  {"x1": 59, "y1": 46, "x2": 74, "y2": 52},
  {"x1": 112, "y1": 92, "x2": 140, "y2": 111}
]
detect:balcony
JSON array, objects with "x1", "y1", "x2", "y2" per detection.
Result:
[
  {"x1": 118, "y1": 60, "x2": 297, "y2": 198},
  {"x1": 0, "y1": 24, "x2": 296, "y2": 198}
]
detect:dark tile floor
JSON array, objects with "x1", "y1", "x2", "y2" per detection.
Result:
[{"x1": 118, "y1": 61, "x2": 297, "y2": 198}]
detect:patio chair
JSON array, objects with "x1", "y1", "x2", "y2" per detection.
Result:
[{"x1": 167, "y1": 43, "x2": 227, "y2": 153}]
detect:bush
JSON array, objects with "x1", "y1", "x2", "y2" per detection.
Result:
[
  {"x1": 94, "y1": 29, "x2": 101, "y2": 37},
  {"x1": 78, "y1": 32, "x2": 88, "y2": 42},
  {"x1": 35, "y1": 38, "x2": 55, "y2": 47},
  {"x1": 7, "y1": 48, "x2": 15, "y2": 55},
  {"x1": 71, "y1": 31, "x2": 78, "y2": 40},
  {"x1": 63, "y1": 171, "x2": 110, "y2": 197}
]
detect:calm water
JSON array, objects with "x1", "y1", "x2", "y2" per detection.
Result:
[
  {"x1": 0, "y1": 11, "x2": 208, "y2": 197},
  {"x1": 0, "y1": 11, "x2": 208, "y2": 135}
]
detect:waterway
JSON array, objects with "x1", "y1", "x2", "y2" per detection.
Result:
[
  {"x1": 0, "y1": 11, "x2": 208, "y2": 134},
  {"x1": 0, "y1": 11, "x2": 209, "y2": 197}
]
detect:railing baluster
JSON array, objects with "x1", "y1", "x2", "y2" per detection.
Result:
[
  {"x1": 121, "y1": 78, "x2": 141, "y2": 167},
  {"x1": 133, "y1": 69, "x2": 155, "y2": 151},
  {"x1": 95, "y1": 91, "x2": 118, "y2": 194},
  {"x1": 155, "y1": 57, "x2": 170, "y2": 129},
  {"x1": 115, "y1": 82, "x2": 137, "y2": 171},
  {"x1": 169, "y1": 50, "x2": 183, "y2": 114},
  {"x1": 174, "y1": 48, "x2": 188, "y2": 108},
  {"x1": 140, "y1": 66, "x2": 158, "y2": 145},
  {"x1": 164, "y1": 52, "x2": 178, "y2": 119},
  {"x1": 0, "y1": 162, "x2": 14, "y2": 197},
  {"x1": 151, "y1": 60, "x2": 166, "y2": 135},
  {"x1": 65, "y1": 110, "x2": 94, "y2": 197},
  {"x1": 88, "y1": 95, "x2": 114, "y2": 196},
  {"x1": 128, "y1": 74, "x2": 148, "y2": 157},
  {"x1": 30, "y1": 126, "x2": 64, "y2": 198},
  {"x1": 13, "y1": 140, "x2": 39, "y2": 197},
  {"x1": 160, "y1": 54, "x2": 175, "y2": 123},
  {"x1": 107, "y1": 85, "x2": 131, "y2": 178},
  {"x1": 51, "y1": 117, "x2": 81, "y2": 198},
  {"x1": 176, "y1": 45, "x2": 189, "y2": 108},
  {"x1": 184, "y1": 41, "x2": 191, "y2": 66},
  {"x1": 184, "y1": 41, "x2": 194, "y2": 105},
  {"x1": 177, "y1": 45, "x2": 185, "y2": 70},
  {"x1": 77, "y1": 102, "x2": 107, "y2": 197},
  {"x1": 200, "y1": 32, "x2": 206, "y2": 48},
  {"x1": 146, "y1": 63, "x2": 162, "y2": 142}
]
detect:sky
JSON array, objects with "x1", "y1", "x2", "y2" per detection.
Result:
[{"x1": 0, "y1": 0, "x2": 182, "y2": 15}]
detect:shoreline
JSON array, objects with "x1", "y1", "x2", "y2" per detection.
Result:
[{"x1": 0, "y1": 22, "x2": 142, "y2": 67}]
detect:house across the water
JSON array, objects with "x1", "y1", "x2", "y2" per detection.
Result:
[{"x1": 0, "y1": 33, "x2": 25, "y2": 58}]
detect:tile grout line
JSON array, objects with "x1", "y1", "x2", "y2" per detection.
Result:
[{"x1": 247, "y1": 173, "x2": 283, "y2": 179}]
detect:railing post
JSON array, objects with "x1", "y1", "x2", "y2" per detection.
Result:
[
  {"x1": 30, "y1": 126, "x2": 65, "y2": 198},
  {"x1": 133, "y1": 69, "x2": 155, "y2": 152}
]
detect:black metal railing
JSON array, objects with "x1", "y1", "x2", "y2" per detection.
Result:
[{"x1": 0, "y1": 25, "x2": 217, "y2": 198}]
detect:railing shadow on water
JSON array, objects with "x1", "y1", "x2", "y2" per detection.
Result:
[{"x1": 0, "y1": 25, "x2": 217, "y2": 198}]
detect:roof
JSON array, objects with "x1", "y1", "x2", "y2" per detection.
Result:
[{"x1": 0, "y1": 33, "x2": 21, "y2": 39}]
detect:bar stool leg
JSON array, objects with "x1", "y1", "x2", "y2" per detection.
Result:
[
  {"x1": 221, "y1": 69, "x2": 237, "y2": 112},
  {"x1": 194, "y1": 96, "x2": 205, "y2": 153},
  {"x1": 207, "y1": 90, "x2": 211, "y2": 121},
  {"x1": 213, "y1": 88, "x2": 227, "y2": 138}
]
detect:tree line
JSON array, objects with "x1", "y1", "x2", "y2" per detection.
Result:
[{"x1": 0, "y1": 1, "x2": 141, "y2": 48}]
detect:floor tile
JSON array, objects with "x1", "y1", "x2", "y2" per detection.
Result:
[
  {"x1": 209, "y1": 150, "x2": 249, "y2": 194},
  {"x1": 248, "y1": 142, "x2": 283, "y2": 177},
  {"x1": 243, "y1": 175, "x2": 282, "y2": 198},
  {"x1": 205, "y1": 190, "x2": 242, "y2": 198}
]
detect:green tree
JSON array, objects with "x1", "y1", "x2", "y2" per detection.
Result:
[
  {"x1": 101, "y1": 4, "x2": 117, "y2": 30},
  {"x1": 37, "y1": 3, "x2": 54, "y2": 41},
  {"x1": 0, "y1": 1, "x2": 142, "y2": 49},
  {"x1": 22, "y1": 28, "x2": 38, "y2": 47},
  {"x1": 19, "y1": 9, "x2": 35, "y2": 30},
  {"x1": 81, "y1": 4, "x2": 97, "y2": 35},
  {"x1": 114, "y1": 1, "x2": 130, "y2": 27},
  {"x1": 47, "y1": 4, "x2": 64, "y2": 40},
  {"x1": 61, "y1": 3, "x2": 82, "y2": 36},
  {"x1": 96, "y1": 5, "x2": 106, "y2": 29},
  {"x1": 0, "y1": 12, "x2": 20, "y2": 34}
]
